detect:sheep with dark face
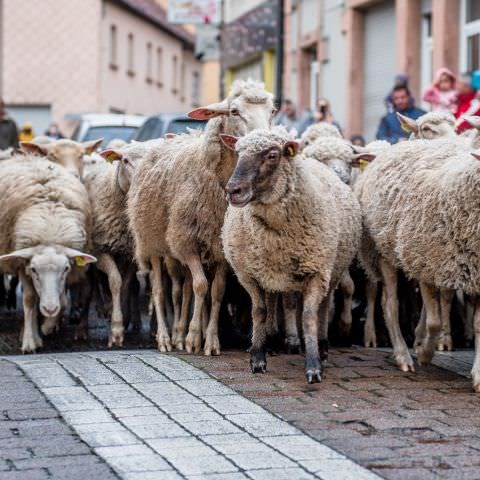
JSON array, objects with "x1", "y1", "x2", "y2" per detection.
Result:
[{"x1": 221, "y1": 129, "x2": 361, "y2": 383}]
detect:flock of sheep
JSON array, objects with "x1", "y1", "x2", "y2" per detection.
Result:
[{"x1": 1, "y1": 79, "x2": 480, "y2": 392}]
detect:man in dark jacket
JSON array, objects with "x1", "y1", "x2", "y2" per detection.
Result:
[
  {"x1": 376, "y1": 86, "x2": 425, "y2": 143},
  {"x1": 0, "y1": 99, "x2": 19, "y2": 150}
]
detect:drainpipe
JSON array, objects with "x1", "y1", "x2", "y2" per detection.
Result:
[{"x1": 275, "y1": 0, "x2": 284, "y2": 107}]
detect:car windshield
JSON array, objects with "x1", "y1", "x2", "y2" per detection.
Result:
[
  {"x1": 83, "y1": 126, "x2": 138, "y2": 148},
  {"x1": 165, "y1": 119, "x2": 206, "y2": 135}
]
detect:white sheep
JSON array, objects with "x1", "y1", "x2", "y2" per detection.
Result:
[
  {"x1": 0, "y1": 156, "x2": 96, "y2": 352},
  {"x1": 221, "y1": 129, "x2": 361, "y2": 383}
]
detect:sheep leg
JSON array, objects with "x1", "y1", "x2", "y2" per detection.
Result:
[
  {"x1": 204, "y1": 262, "x2": 227, "y2": 356},
  {"x1": 364, "y1": 279, "x2": 378, "y2": 347},
  {"x1": 471, "y1": 297, "x2": 480, "y2": 392},
  {"x1": 128, "y1": 268, "x2": 142, "y2": 332},
  {"x1": 338, "y1": 270, "x2": 354, "y2": 338},
  {"x1": 265, "y1": 292, "x2": 281, "y2": 352},
  {"x1": 436, "y1": 288, "x2": 454, "y2": 351},
  {"x1": 318, "y1": 292, "x2": 331, "y2": 367},
  {"x1": 19, "y1": 270, "x2": 43, "y2": 353},
  {"x1": 166, "y1": 257, "x2": 185, "y2": 349},
  {"x1": 185, "y1": 254, "x2": 208, "y2": 354},
  {"x1": 379, "y1": 258, "x2": 414, "y2": 372},
  {"x1": 150, "y1": 256, "x2": 172, "y2": 352},
  {"x1": 463, "y1": 292, "x2": 475, "y2": 347},
  {"x1": 415, "y1": 282, "x2": 441, "y2": 366},
  {"x1": 174, "y1": 271, "x2": 192, "y2": 351},
  {"x1": 283, "y1": 292, "x2": 301, "y2": 354},
  {"x1": 97, "y1": 254, "x2": 124, "y2": 348},
  {"x1": 303, "y1": 278, "x2": 324, "y2": 384},
  {"x1": 202, "y1": 299, "x2": 209, "y2": 341}
]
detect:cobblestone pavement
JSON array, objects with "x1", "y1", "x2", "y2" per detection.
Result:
[
  {"x1": 3, "y1": 351, "x2": 381, "y2": 480},
  {"x1": 181, "y1": 348, "x2": 480, "y2": 480}
]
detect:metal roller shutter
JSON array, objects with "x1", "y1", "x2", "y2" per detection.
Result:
[{"x1": 363, "y1": 0, "x2": 397, "y2": 141}]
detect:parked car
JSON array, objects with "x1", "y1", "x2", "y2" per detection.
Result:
[
  {"x1": 132, "y1": 113, "x2": 206, "y2": 141},
  {"x1": 71, "y1": 113, "x2": 145, "y2": 148}
]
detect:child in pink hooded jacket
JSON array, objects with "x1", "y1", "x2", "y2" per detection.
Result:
[{"x1": 423, "y1": 68, "x2": 457, "y2": 114}]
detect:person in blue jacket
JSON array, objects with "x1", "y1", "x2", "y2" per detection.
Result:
[{"x1": 376, "y1": 85, "x2": 426, "y2": 144}]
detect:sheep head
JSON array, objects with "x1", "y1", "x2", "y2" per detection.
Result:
[
  {"x1": 0, "y1": 245, "x2": 96, "y2": 319},
  {"x1": 397, "y1": 112, "x2": 456, "y2": 140},
  {"x1": 20, "y1": 138, "x2": 103, "y2": 178},
  {"x1": 188, "y1": 79, "x2": 275, "y2": 138},
  {"x1": 222, "y1": 130, "x2": 299, "y2": 208}
]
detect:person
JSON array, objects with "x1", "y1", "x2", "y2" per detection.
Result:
[
  {"x1": 350, "y1": 134, "x2": 365, "y2": 147},
  {"x1": 423, "y1": 67, "x2": 457, "y2": 114},
  {"x1": 45, "y1": 122, "x2": 64, "y2": 139},
  {"x1": 273, "y1": 99, "x2": 298, "y2": 130},
  {"x1": 18, "y1": 122, "x2": 35, "y2": 142},
  {"x1": 385, "y1": 73, "x2": 414, "y2": 112},
  {"x1": 376, "y1": 85, "x2": 426, "y2": 144},
  {"x1": 0, "y1": 99, "x2": 19, "y2": 150},
  {"x1": 455, "y1": 75, "x2": 480, "y2": 133},
  {"x1": 297, "y1": 98, "x2": 342, "y2": 135}
]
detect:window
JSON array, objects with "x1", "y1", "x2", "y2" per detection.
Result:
[
  {"x1": 172, "y1": 55, "x2": 178, "y2": 94},
  {"x1": 461, "y1": 0, "x2": 480, "y2": 73},
  {"x1": 156, "y1": 47, "x2": 163, "y2": 86},
  {"x1": 192, "y1": 71, "x2": 200, "y2": 107},
  {"x1": 146, "y1": 42, "x2": 153, "y2": 83},
  {"x1": 180, "y1": 62, "x2": 186, "y2": 101},
  {"x1": 127, "y1": 33, "x2": 135, "y2": 76},
  {"x1": 109, "y1": 25, "x2": 118, "y2": 69}
]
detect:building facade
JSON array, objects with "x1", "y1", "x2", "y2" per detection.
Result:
[
  {"x1": 283, "y1": 0, "x2": 480, "y2": 140},
  {"x1": 0, "y1": 0, "x2": 203, "y2": 135}
]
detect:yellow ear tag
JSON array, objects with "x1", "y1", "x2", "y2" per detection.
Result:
[
  {"x1": 359, "y1": 159, "x2": 369, "y2": 171},
  {"x1": 286, "y1": 146, "x2": 295, "y2": 157},
  {"x1": 75, "y1": 256, "x2": 87, "y2": 268},
  {"x1": 400, "y1": 123, "x2": 411, "y2": 133}
]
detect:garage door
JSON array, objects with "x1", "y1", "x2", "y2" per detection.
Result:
[{"x1": 363, "y1": 0, "x2": 396, "y2": 141}]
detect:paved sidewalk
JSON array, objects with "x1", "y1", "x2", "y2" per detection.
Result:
[
  {"x1": 183, "y1": 348, "x2": 480, "y2": 480},
  {"x1": 3, "y1": 351, "x2": 380, "y2": 480}
]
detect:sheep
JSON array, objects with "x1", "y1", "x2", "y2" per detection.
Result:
[
  {"x1": 0, "y1": 155, "x2": 96, "y2": 352},
  {"x1": 355, "y1": 137, "x2": 480, "y2": 392},
  {"x1": 221, "y1": 129, "x2": 361, "y2": 383},
  {"x1": 19, "y1": 138, "x2": 103, "y2": 178},
  {"x1": 397, "y1": 111, "x2": 457, "y2": 140},
  {"x1": 128, "y1": 79, "x2": 275, "y2": 355},
  {"x1": 83, "y1": 139, "x2": 165, "y2": 346},
  {"x1": 300, "y1": 122, "x2": 342, "y2": 149}
]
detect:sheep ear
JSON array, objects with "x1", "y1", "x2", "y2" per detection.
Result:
[
  {"x1": 351, "y1": 153, "x2": 376, "y2": 168},
  {"x1": 220, "y1": 134, "x2": 238, "y2": 150},
  {"x1": 471, "y1": 152, "x2": 480, "y2": 161},
  {"x1": 64, "y1": 248, "x2": 97, "y2": 268},
  {"x1": 165, "y1": 133, "x2": 176, "y2": 140},
  {"x1": 397, "y1": 113, "x2": 418, "y2": 134},
  {"x1": 100, "y1": 149, "x2": 122, "y2": 163},
  {"x1": 20, "y1": 142, "x2": 49, "y2": 156},
  {"x1": 188, "y1": 101, "x2": 229, "y2": 120},
  {"x1": 283, "y1": 141, "x2": 299, "y2": 158},
  {"x1": 463, "y1": 115, "x2": 480, "y2": 130},
  {"x1": 0, "y1": 247, "x2": 35, "y2": 265},
  {"x1": 82, "y1": 138, "x2": 103, "y2": 154}
]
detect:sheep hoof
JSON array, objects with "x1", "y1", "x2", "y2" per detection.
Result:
[
  {"x1": 306, "y1": 369, "x2": 322, "y2": 384},
  {"x1": 250, "y1": 352, "x2": 267, "y2": 374},
  {"x1": 204, "y1": 335, "x2": 221, "y2": 356},
  {"x1": 175, "y1": 340, "x2": 185, "y2": 351},
  {"x1": 399, "y1": 361, "x2": 415, "y2": 372},
  {"x1": 415, "y1": 344, "x2": 435, "y2": 366},
  {"x1": 473, "y1": 383, "x2": 480, "y2": 393},
  {"x1": 436, "y1": 335, "x2": 453, "y2": 352},
  {"x1": 21, "y1": 335, "x2": 43, "y2": 354},
  {"x1": 285, "y1": 335, "x2": 302, "y2": 354},
  {"x1": 74, "y1": 325, "x2": 88, "y2": 341},
  {"x1": 157, "y1": 335, "x2": 172, "y2": 352},
  {"x1": 108, "y1": 330, "x2": 124, "y2": 348},
  {"x1": 186, "y1": 331, "x2": 202, "y2": 354},
  {"x1": 364, "y1": 331, "x2": 377, "y2": 348}
]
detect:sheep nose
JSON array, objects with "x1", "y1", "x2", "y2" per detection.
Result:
[{"x1": 42, "y1": 304, "x2": 60, "y2": 317}]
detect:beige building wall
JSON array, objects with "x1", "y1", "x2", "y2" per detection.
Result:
[
  {"x1": 1, "y1": 0, "x2": 102, "y2": 126},
  {"x1": 100, "y1": 1, "x2": 201, "y2": 114}
]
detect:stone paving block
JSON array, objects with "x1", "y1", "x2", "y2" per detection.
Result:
[
  {"x1": 182, "y1": 419, "x2": 243, "y2": 436},
  {"x1": 80, "y1": 429, "x2": 142, "y2": 447},
  {"x1": 111, "y1": 406, "x2": 163, "y2": 418},
  {"x1": 102, "y1": 359, "x2": 169, "y2": 384},
  {"x1": 301, "y1": 459, "x2": 380, "y2": 479},
  {"x1": 74, "y1": 422, "x2": 131, "y2": 435},
  {"x1": 128, "y1": 422, "x2": 190, "y2": 439},
  {"x1": 120, "y1": 414, "x2": 173, "y2": 427},
  {"x1": 187, "y1": 474, "x2": 249, "y2": 480},
  {"x1": 107, "y1": 454, "x2": 171, "y2": 473},
  {"x1": 168, "y1": 454, "x2": 239, "y2": 476},
  {"x1": 147, "y1": 436, "x2": 216, "y2": 457},
  {"x1": 122, "y1": 471, "x2": 184, "y2": 480},
  {"x1": 14, "y1": 453, "x2": 101, "y2": 470},
  {"x1": 200, "y1": 433, "x2": 257, "y2": 446},
  {"x1": 0, "y1": 447, "x2": 32, "y2": 460},
  {"x1": 205, "y1": 395, "x2": 265, "y2": 415},
  {"x1": 169, "y1": 412, "x2": 226, "y2": 424},
  {"x1": 60, "y1": 409, "x2": 115, "y2": 425},
  {"x1": 178, "y1": 380, "x2": 235, "y2": 397},
  {"x1": 246, "y1": 468, "x2": 316, "y2": 480},
  {"x1": 208, "y1": 441, "x2": 273, "y2": 456},
  {"x1": 225, "y1": 414, "x2": 298, "y2": 437},
  {"x1": 31, "y1": 440, "x2": 92, "y2": 458},
  {"x1": 141, "y1": 392, "x2": 203, "y2": 407},
  {"x1": 46, "y1": 463, "x2": 119, "y2": 480},
  {"x1": 95, "y1": 444, "x2": 155, "y2": 458},
  {"x1": 227, "y1": 450, "x2": 297, "y2": 470},
  {"x1": 0, "y1": 469, "x2": 50, "y2": 480},
  {"x1": 161, "y1": 402, "x2": 215, "y2": 415},
  {"x1": 3, "y1": 407, "x2": 59, "y2": 421},
  {"x1": 138, "y1": 356, "x2": 210, "y2": 381}
]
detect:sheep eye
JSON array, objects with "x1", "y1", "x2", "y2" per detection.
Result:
[
  {"x1": 271, "y1": 108, "x2": 277, "y2": 115},
  {"x1": 64, "y1": 266, "x2": 70, "y2": 273},
  {"x1": 230, "y1": 108, "x2": 240, "y2": 116},
  {"x1": 31, "y1": 267, "x2": 37, "y2": 275}
]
